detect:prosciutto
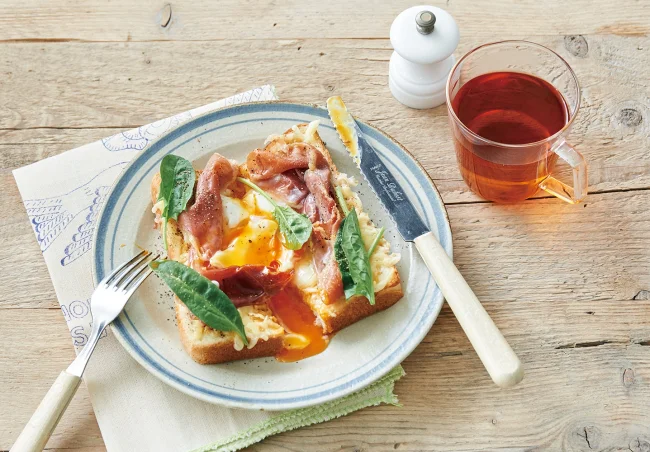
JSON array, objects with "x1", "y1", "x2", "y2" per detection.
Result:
[
  {"x1": 255, "y1": 169, "x2": 310, "y2": 208},
  {"x1": 247, "y1": 139, "x2": 343, "y2": 304},
  {"x1": 311, "y1": 233, "x2": 344, "y2": 302},
  {"x1": 172, "y1": 153, "x2": 296, "y2": 307},
  {"x1": 247, "y1": 141, "x2": 311, "y2": 179},
  {"x1": 201, "y1": 263, "x2": 293, "y2": 307},
  {"x1": 177, "y1": 153, "x2": 237, "y2": 261},
  {"x1": 247, "y1": 141, "x2": 342, "y2": 239}
]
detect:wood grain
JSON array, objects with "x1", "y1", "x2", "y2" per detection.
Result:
[
  {"x1": 0, "y1": 0, "x2": 648, "y2": 42},
  {"x1": 3, "y1": 191, "x2": 649, "y2": 451},
  {"x1": 1, "y1": 35, "x2": 649, "y2": 204},
  {"x1": 0, "y1": 309, "x2": 104, "y2": 451},
  {"x1": 1, "y1": 0, "x2": 650, "y2": 450}
]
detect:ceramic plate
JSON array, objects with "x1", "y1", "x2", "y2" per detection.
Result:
[{"x1": 92, "y1": 102, "x2": 452, "y2": 410}]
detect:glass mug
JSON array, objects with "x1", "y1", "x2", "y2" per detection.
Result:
[{"x1": 445, "y1": 41, "x2": 587, "y2": 203}]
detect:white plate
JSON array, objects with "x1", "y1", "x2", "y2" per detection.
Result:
[{"x1": 92, "y1": 102, "x2": 452, "y2": 410}]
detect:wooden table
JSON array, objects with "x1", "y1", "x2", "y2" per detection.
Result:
[{"x1": 2, "y1": 1, "x2": 649, "y2": 450}]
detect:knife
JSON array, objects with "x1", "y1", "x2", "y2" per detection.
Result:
[{"x1": 327, "y1": 96, "x2": 523, "y2": 388}]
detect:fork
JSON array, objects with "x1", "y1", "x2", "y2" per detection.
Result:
[{"x1": 11, "y1": 250, "x2": 159, "y2": 452}]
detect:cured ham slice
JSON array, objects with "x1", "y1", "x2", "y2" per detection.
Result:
[
  {"x1": 247, "y1": 141, "x2": 342, "y2": 240},
  {"x1": 201, "y1": 264, "x2": 293, "y2": 308},
  {"x1": 304, "y1": 166, "x2": 340, "y2": 238},
  {"x1": 311, "y1": 233, "x2": 344, "y2": 304},
  {"x1": 178, "y1": 153, "x2": 237, "y2": 260},
  {"x1": 302, "y1": 193, "x2": 319, "y2": 223},
  {"x1": 255, "y1": 169, "x2": 310, "y2": 208},
  {"x1": 247, "y1": 141, "x2": 311, "y2": 179},
  {"x1": 247, "y1": 139, "x2": 344, "y2": 304}
]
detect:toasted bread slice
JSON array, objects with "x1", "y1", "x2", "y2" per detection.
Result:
[
  {"x1": 176, "y1": 301, "x2": 284, "y2": 364},
  {"x1": 151, "y1": 122, "x2": 403, "y2": 363},
  {"x1": 152, "y1": 174, "x2": 287, "y2": 364},
  {"x1": 265, "y1": 123, "x2": 403, "y2": 334}
]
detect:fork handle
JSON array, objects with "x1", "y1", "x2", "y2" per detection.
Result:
[{"x1": 11, "y1": 371, "x2": 81, "y2": 452}]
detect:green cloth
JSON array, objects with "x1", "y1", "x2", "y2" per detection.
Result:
[{"x1": 193, "y1": 365, "x2": 405, "y2": 452}]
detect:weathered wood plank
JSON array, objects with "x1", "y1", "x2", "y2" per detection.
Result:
[
  {"x1": 3, "y1": 189, "x2": 649, "y2": 449},
  {"x1": 3, "y1": 296, "x2": 649, "y2": 451},
  {"x1": 0, "y1": 0, "x2": 648, "y2": 42},
  {"x1": 0, "y1": 128, "x2": 123, "y2": 170},
  {"x1": 0, "y1": 309, "x2": 104, "y2": 451},
  {"x1": 1, "y1": 35, "x2": 649, "y2": 203},
  {"x1": 3, "y1": 171, "x2": 648, "y2": 309},
  {"x1": 2, "y1": 1, "x2": 650, "y2": 450}
]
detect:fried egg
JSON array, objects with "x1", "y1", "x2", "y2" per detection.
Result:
[{"x1": 210, "y1": 190, "x2": 294, "y2": 270}]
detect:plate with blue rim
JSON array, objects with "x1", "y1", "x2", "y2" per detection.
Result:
[{"x1": 92, "y1": 101, "x2": 452, "y2": 410}]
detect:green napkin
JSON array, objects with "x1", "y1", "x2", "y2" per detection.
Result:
[{"x1": 194, "y1": 366, "x2": 405, "y2": 452}]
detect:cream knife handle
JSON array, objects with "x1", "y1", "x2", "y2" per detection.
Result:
[
  {"x1": 414, "y1": 231, "x2": 524, "y2": 388},
  {"x1": 11, "y1": 371, "x2": 81, "y2": 452}
]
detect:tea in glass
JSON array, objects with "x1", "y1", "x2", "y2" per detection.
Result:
[{"x1": 446, "y1": 41, "x2": 587, "y2": 204}]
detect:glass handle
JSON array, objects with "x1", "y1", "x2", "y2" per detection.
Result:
[{"x1": 539, "y1": 140, "x2": 588, "y2": 204}]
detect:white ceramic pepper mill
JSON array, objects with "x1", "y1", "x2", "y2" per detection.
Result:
[{"x1": 389, "y1": 6, "x2": 460, "y2": 109}]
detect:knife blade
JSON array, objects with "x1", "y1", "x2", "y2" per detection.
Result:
[
  {"x1": 326, "y1": 96, "x2": 524, "y2": 388},
  {"x1": 326, "y1": 96, "x2": 429, "y2": 242}
]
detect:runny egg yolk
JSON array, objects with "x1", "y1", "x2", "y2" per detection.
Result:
[
  {"x1": 214, "y1": 189, "x2": 330, "y2": 361},
  {"x1": 210, "y1": 216, "x2": 281, "y2": 268},
  {"x1": 210, "y1": 191, "x2": 280, "y2": 269},
  {"x1": 269, "y1": 285, "x2": 329, "y2": 362}
]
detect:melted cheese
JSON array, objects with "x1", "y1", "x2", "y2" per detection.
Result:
[
  {"x1": 151, "y1": 199, "x2": 165, "y2": 229},
  {"x1": 233, "y1": 306, "x2": 285, "y2": 351},
  {"x1": 335, "y1": 172, "x2": 401, "y2": 292},
  {"x1": 265, "y1": 120, "x2": 321, "y2": 147},
  {"x1": 291, "y1": 120, "x2": 320, "y2": 145},
  {"x1": 151, "y1": 199, "x2": 165, "y2": 215}
]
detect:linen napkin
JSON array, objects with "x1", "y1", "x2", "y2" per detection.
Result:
[{"x1": 13, "y1": 85, "x2": 404, "y2": 452}]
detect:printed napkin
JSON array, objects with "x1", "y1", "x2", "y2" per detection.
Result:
[{"x1": 13, "y1": 85, "x2": 404, "y2": 452}]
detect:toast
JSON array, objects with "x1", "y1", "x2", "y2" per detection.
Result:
[
  {"x1": 151, "y1": 121, "x2": 403, "y2": 363},
  {"x1": 176, "y1": 302, "x2": 285, "y2": 364},
  {"x1": 256, "y1": 123, "x2": 402, "y2": 333},
  {"x1": 151, "y1": 173, "x2": 287, "y2": 363}
]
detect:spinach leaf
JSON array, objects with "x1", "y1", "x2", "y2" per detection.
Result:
[
  {"x1": 273, "y1": 205, "x2": 313, "y2": 250},
  {"x1": 334, "y1": 222, "x2": 355, "y2": 291},
  {"x1": 158, "y1": 155, "x2": 195, "y2": 250},
  {"x1": 334, "y1": 186, "x2": 350, "y2": 216},
  {"x1": 237, "y1": 177, "x2": 312, "y2": 250},
  {"x1": 150, "y1": 260, "x2": 248, "y2": 346},
  {"x1": 368, "y1": 227, "x2": 385, "y2": 257},
  {"x1": 336, "y1": 209, "x2": 375, "y2": 305}
]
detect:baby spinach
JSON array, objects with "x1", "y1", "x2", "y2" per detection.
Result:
[
  {"x1": 237, "y1": 177, "x2": 312, "y2": 250},
  {"x1": 158, "y1": 154, "x2": 195, "y2": 250},
  {"x1": 335, "y1": 209, "x2": 375, "y2": 305},
  {"x1": 150, "y1": 260, "x2": 248, "y2": 346},
  {"x1": 334, "y1": 186, "x2": 349, "y2": 216},
  {"x1": 368, "y1": 227, "x2": 385, "y2": 257},
  {"x1": 334, "y1": 223, "x2": 355, "y2": 292}
]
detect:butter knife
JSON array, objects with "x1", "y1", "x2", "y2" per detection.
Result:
[{"x1": 327, "y1": 96, "x2": 523, "y2": 388}]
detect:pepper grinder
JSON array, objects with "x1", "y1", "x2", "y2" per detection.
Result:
[{"x1": 389, "y1": 6, "x2": 460, "y2": 109}]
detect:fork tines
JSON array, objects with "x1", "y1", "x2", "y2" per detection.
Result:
[{"x1": 104, "y1": 250, "x2": 160, "y2": 293}]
